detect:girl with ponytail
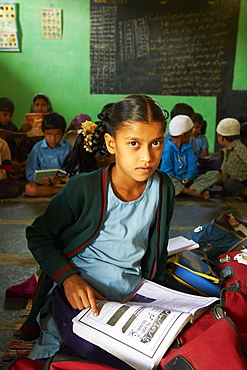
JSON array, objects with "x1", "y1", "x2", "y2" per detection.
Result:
[{"x1": 22, "y1": 95, "x2": 175, "y2": 369}]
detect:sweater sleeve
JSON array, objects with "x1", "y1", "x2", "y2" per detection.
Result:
[
  {"x1": 26, "y1": 184, "x2": 82, "y2": 287},
  {"x1": 155, "y1": 174, "x2": 175, "y2": 285}
]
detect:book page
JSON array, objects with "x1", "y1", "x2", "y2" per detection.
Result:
[
  {"x1": 73, "y1": 301, "x2": 190, "y2": 370},
  {"x1": 34, "y1": 169, "x2": 58, "y2": 181},
  {"x1": 167, "y1": 236, "x2": 199, "y2": 256},
  {"x1": 126, "y1": 280, "x2": 219, "y2": 316},
  {"x1": 72, "y1": 281, "x2": 218, "y2": 369}
]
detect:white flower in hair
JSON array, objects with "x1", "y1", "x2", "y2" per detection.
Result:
[{"x1": 77, "y1": 120, "x2": 97, "y2": 153}]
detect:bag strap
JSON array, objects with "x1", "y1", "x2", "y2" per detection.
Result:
[
  {"x1": 226, "y1": 237, "x2": 247, "y2": 254},
  {"x1": 220, "y1": 282, "x2": 247, "y2": 307},
  {"x1": 213, "y1": 218, "x2": 247, "y2": 239},
  {"x1": 166, "y1": 270, "x2": 208, "y2": 296},
  {"x1": 169, "y1": 261, "x2": 220, "y2": 284}
]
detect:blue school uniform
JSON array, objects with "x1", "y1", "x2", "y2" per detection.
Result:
[
  {"x1": 26, "y1": 138, "x2": 72, "y2": 181},
  {"x1": 160, "y1": 139, "x2": 198, "y2": 183}
]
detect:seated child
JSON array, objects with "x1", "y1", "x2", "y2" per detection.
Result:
[
  {"x1": 160, "y1": 115, "x2": 222, "y2": 199},
  {"x1": 164, "y1": 103, "x2": 200, "y2": 158},
  {"x1": 192, "y1": 113, "x2": 221, "y2": 174},
  {"x1": 64, "y1": 113, "x2": 92, "y2": 146},
  {"x1": 25, "y1": 113, "x2": 72, "y2": 197},
  {"x1": 20, "y1": 95, "x2": 175, "y2": 369},
  {"x1": 0, "y1": 97, "x2": 32, "y2": 179},
  {"x1": 22, "y1": 93, "x2": 54, "y2": 143},
  {"x1": 29, "y1": 93, "x2": 53, "y2": 114},
  {"x1": 66, "y1": 113, "x2": 92, "y2": 132},
  {"x1": 192, "y1": 113, "x2": 209, "y2": 159},
  {"x1": 0, "y1": 138, "x2": 23, "y2": 198},
  {"x1": 216, "y1": 118, "x2": 247, "y2": 202},
  {"x1": 0, "y1": 97, "x2": 19, "y2": 132}
]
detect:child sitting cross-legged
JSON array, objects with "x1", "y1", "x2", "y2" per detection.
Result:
[
  {"x1": 160, "y1": 115, "x2": 222, "y2": 199},
  {"x1": 20, "y1": 94, "x2": 175, "y2": 369},
  {"x1": 217, "y1": 118, "x2": 247, "y2": 202},
  {"x1": 25, "y1": 112, "x2": 72, "y2": 197}
]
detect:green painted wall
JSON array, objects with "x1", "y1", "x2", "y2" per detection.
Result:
[{"x1": 1, "y1": 0, "x2": 246, "y2": 152}]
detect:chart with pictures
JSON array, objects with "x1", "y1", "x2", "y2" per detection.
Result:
[
  {"x1": 0, "y1": 1, "x2": 19, "y2": 51},
  {"x1": 41, "y1": 8, "x2": 62, "y2": 39}
]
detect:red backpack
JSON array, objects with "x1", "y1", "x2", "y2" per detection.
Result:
[{"x1": 5, "y1": 354, "x2": 120, "y2": 370}]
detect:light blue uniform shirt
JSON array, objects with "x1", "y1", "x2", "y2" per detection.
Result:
[
  {"x1": 194, "y1": 134, "x2": 209, "y2": 158},
  {"x1": 28, "y1": 172, "x2": 160, "y2": 361},
  {"x1": 72, "y1": 172, "x2": 160, "y2": 302},
  {"x1": 26, "y1": 138, "x2": 72, "y2": 181}
]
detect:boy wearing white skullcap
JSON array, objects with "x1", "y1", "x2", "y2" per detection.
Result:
[
  {"x1": 160, "y1": 115, "x2": 221, "y2": 199},
  {"x1": 216, "y1": 118, "x2": 247, "y2": 201}
]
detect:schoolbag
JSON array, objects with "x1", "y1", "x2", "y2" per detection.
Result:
[
  {"x1": 160, "y1": 309, "x2": 247, "y2": 370},
  {"x1": 191, "y1": 213, "x2": 247, "y2": 263},
  {"x1": 217, "y1": 250, "x2": 247, "y2": 347},
  {"x1": 5, "y1": 354, "x2": 119, "y2": 370},
  {"x1": 165, "y1": 250, "x2": 221, "y2": 297}
]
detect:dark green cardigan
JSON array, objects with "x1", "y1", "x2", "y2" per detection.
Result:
[{"x1": 21, "y1": 165, "x2": 175, "y2": 340}]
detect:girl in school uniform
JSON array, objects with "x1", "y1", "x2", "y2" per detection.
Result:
[{"x1": 21, "y1": 94, "x2": 175, "y2": 369}]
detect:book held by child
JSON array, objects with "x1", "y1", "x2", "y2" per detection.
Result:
[
  {"x1": 72, "y1": 279, "x2": 219, "y2": 370},
  {"x1": 25, "y1": 113, "x2": 44, "y2": 137},
  {"x1": 34, "y1": 169, "x2": 69, "y2": 182}
]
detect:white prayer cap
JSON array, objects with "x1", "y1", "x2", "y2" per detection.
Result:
[
  {"x1": 169, "y1": 115, "x2": 194, "y2": 136},
  {"x1": 216, "y1": 118, "x2": 240, "y2": 136}
]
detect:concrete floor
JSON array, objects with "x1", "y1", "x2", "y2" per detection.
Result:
[{"x1": 0, "y1": 194, "x2": 247, "y2": 365}]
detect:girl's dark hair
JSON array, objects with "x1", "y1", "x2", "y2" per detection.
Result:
[
  {"x1": 63, "y1": 134, "x2": 97, "y2": 175},
  {"x1": 93, "y1": 94, "x2": 167, "y2": 159},
  {"x1": 192, "y1": 112, "x2": 207, "y2": 135},
  {"x1": 42, "y1": 112, "x2": 66, "y2": 132},
  {"x1": 64, "y1": 95, "x2": 167, "y2": 175}
]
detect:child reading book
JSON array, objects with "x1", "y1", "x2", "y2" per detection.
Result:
[
  {"x1": 0, "y1": 97, "x2": 33, "y2": 179},
  {"x1": 20, "y1": 94, "x2": 175, "y2": 369},
  {"x1": 25, "y1": 112, "x2": 72, "y2": 197}
]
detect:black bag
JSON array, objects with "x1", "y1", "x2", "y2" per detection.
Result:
[{"x1": 191, "y1": 213, "x2": 247, "y2": 263}]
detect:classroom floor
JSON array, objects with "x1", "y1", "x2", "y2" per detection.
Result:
[{"x1": 0, "y1": 193, "x2": 247, "y2": 365}]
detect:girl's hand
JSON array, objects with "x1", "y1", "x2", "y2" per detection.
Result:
[{"x1": 62, "y1": 274, "x2": 106, "y2": 316}]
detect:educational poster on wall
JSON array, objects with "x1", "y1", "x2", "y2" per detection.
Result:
[
  {"x1": 0, "y1": 1, "x2": 20, "y2": 51},
  {"x1": 41, "y1": 8, "x2": 62, "y2": 39}
]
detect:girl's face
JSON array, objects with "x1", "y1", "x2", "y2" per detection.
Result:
[
  {"x1": 33, "y1": 98, "x2": 49, "y2": 113},
  {"x1": 192, "y1": 122, "x2": 202, "y2": 137},
  {"x1": 104, "y1": 120, "x2": 164, "y2": 184}
]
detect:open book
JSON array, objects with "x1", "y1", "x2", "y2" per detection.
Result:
[
  {"x1": 25, "y1": 113, "x2": 44, "y2": 137},
  {"x1": 34, "y1": 169, "x2": 70, "y2": 183},
  {"x1": 167, "y1": 236, "x2": 199, "y2": 256},
  {"x1": 72, "y1": 279, "x2": 219, "y2": 370},
  {"x1": 0, "y1": 128, "x2": 27, "y2": 140}
]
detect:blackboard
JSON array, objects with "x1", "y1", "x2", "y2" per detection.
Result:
[{"x1": 90, "y1": 0, "x2": 240, "y2": 97}]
